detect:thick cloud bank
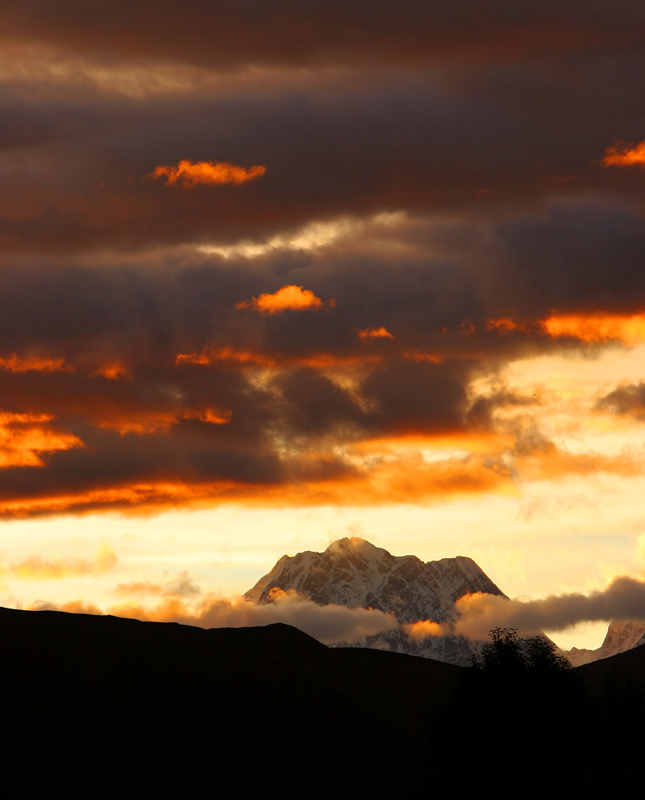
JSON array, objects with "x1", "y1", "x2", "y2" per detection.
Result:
[{"x1": 1, "y1": 2, "x2": 644, "y2": 518}]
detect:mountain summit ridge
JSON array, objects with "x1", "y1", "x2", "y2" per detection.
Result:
[{"x1": 244, "y1": 536, "x2": 505, "y2": 664}]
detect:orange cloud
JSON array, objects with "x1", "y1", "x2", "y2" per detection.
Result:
[
  {"x1": 0, "y1": 545, "x2": 117, "y2": 580},
  {"x1": 601, "y1": 140, "x2": 645, "y2": 167},
  {"x1": 97, "y1": 412, "x2": 178, "y2": 435},
  {"x1": 88, "y1": 362, "x2": 130, "y2": 380},
  {"x1": 176, "y1": 346, "x2": 276, "y2": 368},
  {"x1": 274, "y1": 451, "x2": 517, "y2": 509},
  {"x1": 0, "y1": 411, "x2": 83, "y2": 468},
  {"x1": 405, "y1": 620, "x2": 444, "y2": 640},
  {"x1": 0, "y1": 479, "x2": 255, "y2": 519},
  {"x1": 0, "y1": 353, "x2": 135, "y2": 379},
  {"x1": 0, "y1": 446, "x2": 517, "y2": 519},
  {"x1": 183, "y1": 408, "x2": 232, "y2": 425},
  {"x1": 98, "y1": 407, "x2": 232, "y2": 434},
  {"x1": 543, "y1": 312, "x2": 645, "y2": 346},
  {"x1": 237, "y1": 285, "x2": 335, "y2": 314},
  {"x1": 480, "y1": 312, "x2": 645, "y2": 346},
  {"x1": 176, "y1": 346, "x2": 376, "y2": 370},
  {"x1": 149, "y1": 159, "x2": 266, "y2": 187},
  {"x1": 0, "y1": 437, "x2": 633, "y2": 520},
  {"x1": 0, "y1": 353, "x2": 71, "y2": 373},
  {"x1": 356, "y1": 327, "x2": 395, "y2": 342}
]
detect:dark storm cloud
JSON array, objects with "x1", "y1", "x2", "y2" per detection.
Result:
[
  {"x1": 1, "y1": 40, "x2": 645, "y2": 254},
  {"x1": 469, "y1": 199, "x2": 645, "y2": 319},
  {"x1": 0, "y1": 224, "x2": 642, "y2": 515},
  {"x1": 1, "y1": 2, "x2": 645, "y2": 515},
  {"x1": 3, "y1": 1, "x2": 643, "y2": 70}
]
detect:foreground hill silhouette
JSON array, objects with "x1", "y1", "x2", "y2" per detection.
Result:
[
  {"x1": 0, "y1": 606, "x2": 456, "y2": 795},
  {"x1": 1, "y1": 607, "x2": 642, "y2": 794}
]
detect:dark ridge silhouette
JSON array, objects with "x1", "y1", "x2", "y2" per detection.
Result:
[
  {"x1": 575, "y1": 636, "x2": 645, "y2": 696},
  {"x1": 0, "y1": 607, "x2": 448, "y2": 795},
  {"x1": 1, "y1": 607, "x2": 642, "y2": 794}
]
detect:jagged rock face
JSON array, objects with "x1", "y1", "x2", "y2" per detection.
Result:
[{"x1": 244, "y1": 537, "x2": 506, "y2": 665}]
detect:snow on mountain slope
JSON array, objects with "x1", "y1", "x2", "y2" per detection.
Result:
[
  {"x1": 244, "y1": 537, "x2": 506, "y2": 665},
  {"x1": 567, "y1": 620, "x2": 645, "y2": 666}
]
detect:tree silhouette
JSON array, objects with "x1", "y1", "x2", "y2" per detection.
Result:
[
  {"x1": 471, "y1": 627, "x2": 527, "y2": 677},
  {"x1": 471, "y1": 627, "x2": 572, "y2": 677},
  {"x1": 525, "y1": 633, "x2": 572, "y2": 674}
]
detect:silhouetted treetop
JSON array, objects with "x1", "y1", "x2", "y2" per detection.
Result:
[{"x1": 472, "y1": 627, "x2": 572, "y2": 677}]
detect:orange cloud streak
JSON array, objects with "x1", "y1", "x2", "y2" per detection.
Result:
[
  {"x1": 356, "y1": 326, "x2": 395, "y2": 341},
  {"x1": 98, "y1": 405, "x2": 232, "y2": 435},
  {"x1": 88, "y1": 362, "x2": 130, "y2": 379},
  {"x1": 0, "y1": 411, "x2": 83, "y2": 468},
  {"x1": 0, "y1": 353, "x2": 71, "y2": 373},
  {"x1": 97, "y1": 412, "x2": 178, "y2": 435},
  {"x1": 248, "y1": 453, "x2": 517, "y2": 511},
  {"x1": 543, "y1": 312, "x2": 645, "y2": 345},
  {"x1": 149, "y1": 159, "x2": 266, "y2": 186},
  {"x1": 237, "y1": 285, "x2": 335, "y2": 314},
  {"x1": 358, "y1": 431, "x2": 515, "y2": 455},
  {"x1": 0, "y1": 481, "x2": 224, "y2": 518},
  {"x1": 481, "y1": 312, "x2": 645, "y2": 346},
  {"x1": 0, "y1": 446, "x2": 518, "y2": 519},
  {"x1": 3, "y1": 434, "x2": 638, "y2": 520},
  {"x1": 183, "y1": 408, "x2": 232, "y2": 425},
  {"x1": 176, "y1": 346, "x2": 276, "y2": 368},
  {"x1": 176, "y1": 346, "x2": 377, "y2": 370},
  {"x1": 601, "y1": 140, "x2": 645, "y2": 167}
]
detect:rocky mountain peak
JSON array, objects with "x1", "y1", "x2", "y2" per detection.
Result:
[{"x1": 244, "y1": 537, "x2": 505, "y2": 664}]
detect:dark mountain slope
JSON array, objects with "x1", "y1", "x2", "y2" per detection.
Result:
[
  {"x1": 0, "y1": 606, "x2": 457, "y2": 795},
  {"x1": 2, "y1": 606, "x2": 642, "y2": 795}
]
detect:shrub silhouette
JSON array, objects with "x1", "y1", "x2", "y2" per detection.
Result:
[{"x1": 471, "y1": 626, "x2": 572, "y2": 677}]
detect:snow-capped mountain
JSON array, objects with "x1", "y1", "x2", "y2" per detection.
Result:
[
  {"x1": 244, "y1": 536, "x2": 506, "y2": 665},
  {"x1": 566, "y1": 620, "x2": 645, "y2": 666}
]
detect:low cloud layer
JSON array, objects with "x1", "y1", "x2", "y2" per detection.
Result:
[
  {"x1": 407, "y1": 576, "x2": 645, "y2": 641},
  {"x1": 30, "y1": 574, "x2": 645, "y2": 648},
  {"x1": 31, "y1": 588, "x2": 398, "y2": 646}
]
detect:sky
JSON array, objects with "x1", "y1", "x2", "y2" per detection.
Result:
[{"x1": 2, "y1": 1, "x2": 645, "y2": 650}]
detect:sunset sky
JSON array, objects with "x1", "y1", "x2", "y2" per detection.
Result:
[{"x1": 2, "y1": 2, "x2": 645, "y2": 649}]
